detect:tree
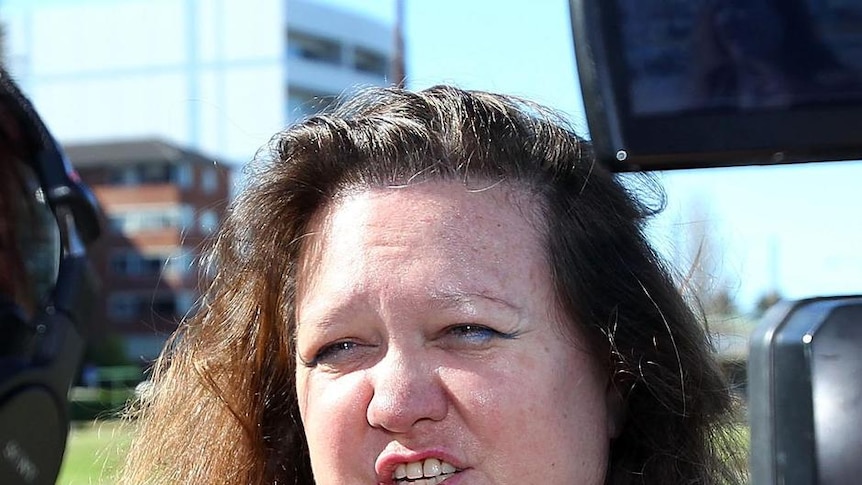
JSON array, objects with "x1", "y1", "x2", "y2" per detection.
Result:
[
  {"x1": 674, "y1": 195, "x2": 738, "y2": 318},
  {"x1": 755, "y1": 290, "x2": 782, "y2": 316}
]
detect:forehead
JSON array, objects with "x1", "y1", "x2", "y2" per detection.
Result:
[
  {"x1": 295, "y1": 181, "x2": 548, "y2": 300},
  {"x1": 307, "y1": 180, "x2": 542, "y2": 248}
]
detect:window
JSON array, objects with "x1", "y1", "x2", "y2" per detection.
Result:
[
  {"x1": 107, "y1": 290, "x2": 195, "y2": 322},
  {"x1": 107, "y1": 293, "x2": 138, "y2": 321},
  {"x1": 110, "y1": 247, "x2": 191, "y2": 278},
  {"x1": 164, "y1": 251, "x2": 192, "y2": 277},
  {"x1": 151, "y1": 293, "x2": 177, "y2": 318},
  {"x1": 110, "y1": 248, "x2": 189, "y2": 277},
  {"x1": 103, "y1": 162, "x2": 197, "y2": 187},
  {"x1": 173, "y1": 164, "x2": 193, "y2": 189},
  {"x1": 107, "y1": 162, "x2": 179, "y2": 186},
  {"x1": 108, "y1": 166, "x2": 139, "y2": 185},
  {"x1": 176, "y1": 291, "x2": 196, "y2": 316},
  {"x1": 109, "y1": 253, "x2": 130, "y2": 275},
  {"x1": 107, "y1": 204, "x2": 194, "y2": 233},
  {"x1": 288, "y1": 31, "x2": 341, "y2": 64},
  {"x1": 202, "y1": 167, "x2": 218, "y2": 194},
  {"x1": 140, "y1": 163, "x2": 171, "y2": 183},
  {"x1": 287, "y1": 87, "x2": 336, "y2": 120},
  {"x1": 199, "y1": 210, "x2": 218, "y2": 234},
  {"x1": 108, "y1": 215, "x2": 125, "y2": 233},
  {"x1": 353, "y1": 47, "x2": 388, "y2": 76},
  {"x1": 180, "y1": 205, "x2": 195, "y2": 228}
]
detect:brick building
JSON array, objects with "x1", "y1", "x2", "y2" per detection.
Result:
[{"x1": 67, "y1": 138, "x2": 231, "y2": 362}]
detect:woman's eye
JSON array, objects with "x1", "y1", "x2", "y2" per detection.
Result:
[
  {"x1": 306, "y1": 340, "x2": 365, "y2": 369},
  {"x1": 444, "y1": 324, "x2": 517, "y2": 347}
]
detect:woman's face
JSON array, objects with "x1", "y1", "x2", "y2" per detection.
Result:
[{"x1": 294, "y1": 181, "x2": 615, "y2": 485}]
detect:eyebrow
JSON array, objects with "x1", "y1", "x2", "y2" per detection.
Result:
[
  {"x1": 426, "y1": 288, "x2": 522, "y2": 313},
  {"x1": 294, "y1": 302, "x2": 355, "y2": 334},
  {"x1": 295, "y1": 288, "x2": 522, "y2": 332}
]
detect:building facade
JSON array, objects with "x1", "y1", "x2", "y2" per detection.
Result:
[
  {"x1": 67, "y1": 139, "x2": 231, "y2": 361},
  {"x1": 287, "y1": 0, "x2": 395, "y2": 120}
]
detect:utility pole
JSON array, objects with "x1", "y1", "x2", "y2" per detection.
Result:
[{"x1": 391, "y1": 0, "x2": 406, "y2": 88}]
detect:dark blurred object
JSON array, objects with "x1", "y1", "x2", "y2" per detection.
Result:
[
  {"x1": 749, "y1": 295, "x2": 862, "y2": 484},
  {"x1": 570, "y1": 0, "x2": 862, "y2": 170},
  {"x1": 0, "y1": 67, "x2": 101, "y2": 484}
]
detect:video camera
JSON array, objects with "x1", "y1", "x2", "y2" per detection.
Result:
[
  {"x1": 0, "y1": 68, "x2": 102, "y2": 484},
  {"x1": 569, "y1": 0, "x2": 862, "y2": 483}
]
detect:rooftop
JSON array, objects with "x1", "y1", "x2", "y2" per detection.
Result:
[{"x1": 64, "y1": 138, "x2": 226, "y2": 168}]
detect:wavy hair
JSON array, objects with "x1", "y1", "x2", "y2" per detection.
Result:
[{"x1": 121, "y1": 85, "x2": 745, "y2": 484}]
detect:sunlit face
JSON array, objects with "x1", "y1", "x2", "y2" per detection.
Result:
[{"x1": 294, "y1": 181, "x2": 615, "y2": 485}]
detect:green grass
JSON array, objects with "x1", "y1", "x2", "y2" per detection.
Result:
[{"x1": 56, "y1": 420, "x2": 134, "y2": 485}]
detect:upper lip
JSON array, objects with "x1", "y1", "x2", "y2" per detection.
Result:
[{"x1": 375, "y1": 446, "x2": 465, "y2": 485}]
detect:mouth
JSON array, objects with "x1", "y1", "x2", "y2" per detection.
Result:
[{"x1": 392, "y1": 457, "x2": 459, "y2": 484}]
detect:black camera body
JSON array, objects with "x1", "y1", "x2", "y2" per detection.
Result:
[
  {"x1": 0, "y1": 300, "x2": 85, "y2": 484},
  {"x1": 570, "y1": 0, "x2": 862, "y2": 171},
  {"x1": 0, "y1": 70, "x2": 101, "y2": 485},
  {"x1": 749, "y1": 296, "x2": 862, "y2": 484}
]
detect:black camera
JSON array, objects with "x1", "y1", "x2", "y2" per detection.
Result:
[
  {"x1": 0, "y1": 68, "x2": 101, "y2": 485},
  {"x1": 571, "y1": 0, "x2": 862, "y2": 171}
]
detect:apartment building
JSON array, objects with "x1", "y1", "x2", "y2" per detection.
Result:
[
  {"x1": 67, "y1": 139, "x2": 231, "y2": 361},
  {"x1": 287, "y1": 0, "x2": 396, "y2": 120}
]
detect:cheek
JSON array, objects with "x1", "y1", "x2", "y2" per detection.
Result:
[
  {"x1": 454, "y1": 348, "x2": 609, "y2": 481},
  {"x1": 441, "y1": 352, "x2": 553, "y2": 445},
  {"x1": 537, "y1": 352, "x2": 610, "y2": 479},
  {"x1": 297, "y1": 372, "x2": 373, "y2": 468}
]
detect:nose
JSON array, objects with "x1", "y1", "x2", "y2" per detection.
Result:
[{"x1": 366, "y1": 350, "x2": 448, "y2": 433}]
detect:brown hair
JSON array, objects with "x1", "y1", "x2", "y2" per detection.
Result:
[{"x1": 122, "y1": 85, "x2": 745, "y2": 484}]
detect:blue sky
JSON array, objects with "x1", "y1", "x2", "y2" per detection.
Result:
[{"x1": 315, "y1": 0, "x2": 862, "y2": 312}]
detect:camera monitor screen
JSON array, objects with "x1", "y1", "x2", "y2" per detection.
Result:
[{"x1": 571, "y1": 0, "x2": 862, "y2": 170}]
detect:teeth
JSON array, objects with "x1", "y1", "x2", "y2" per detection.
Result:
[
  {"x1": 423, "y1": 458, "x2": 441, "y2": 476},
  {"x1": 392, "y1": 458, "x2": 459, "y2": 483},
  {"x1": 407, "y1": 462, "x2": 423, "y2": 479}
]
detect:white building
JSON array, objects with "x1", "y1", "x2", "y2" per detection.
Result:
[{"x1": 0, "y1": 0, "x2": 395, "y2": 164}]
